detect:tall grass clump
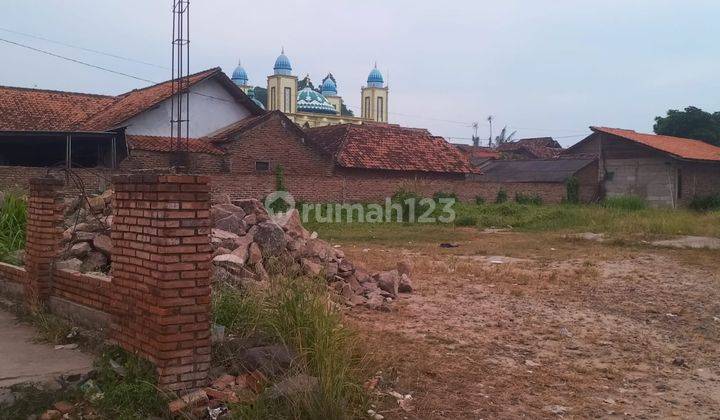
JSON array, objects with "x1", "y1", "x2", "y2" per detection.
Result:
[
  {"x1": 93, "y1": 346, "x2": 169, "y2": 419},
  {"x1": 689, "y1": 194, "x2": 720, "y2": 212},
  {"x1": 602, "y1": 195, "x2": 647, "y2": 211},
  {"x1": 214, "y1": 273, "x2": 368, "y2": 419},
  {"x1": 0, "y1": 191, "x2": 27, "y2": 264}
]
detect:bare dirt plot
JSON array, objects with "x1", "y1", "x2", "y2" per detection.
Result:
[{"x1": 342, "y1": 232, "x2": 720, "y2": 419}]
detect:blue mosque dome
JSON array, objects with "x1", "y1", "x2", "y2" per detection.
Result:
[
  {"x1": 367, "y1": 65, "x2": 384, "y2": 88},
  {"x1": 231, "y1": 60, "x2": 249, "y2": 86},
  {"x1": 273, "y1": 49, "x2": 293, "y2": 75},
  {"x1": 320, "y1": 76, "x2": 337, "y2": 96},
  {"x1": 297, "y1": 86, "x2": 337, "y2": 115}
]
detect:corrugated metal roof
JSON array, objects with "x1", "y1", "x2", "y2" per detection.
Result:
[{"x1": 477, "y1": 159, "x2": 595, "y2": 183}]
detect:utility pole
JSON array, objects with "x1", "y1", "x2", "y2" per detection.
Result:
[
  {"x1": 471, "y1": 122, "x2": 479, "y2": 147},
  {"x1": 487, "y1": 115, "x2": 494, "y2": 147}
]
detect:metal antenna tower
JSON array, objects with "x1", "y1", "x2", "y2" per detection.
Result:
[{"x1": 170, "y1": 0, "x2": 190, "y2": 168}]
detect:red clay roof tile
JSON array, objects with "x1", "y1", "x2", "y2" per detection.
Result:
[
  {"x1": 126, "y1": 135, "x2": 225, "y2": 155},
  {"x1": 590, "y1": 126, "x2": 720, "y2": 162},
  {"x1": 306, "y1": 123, "x2": 473, "y2": 173},
  {"x1": 0, "y1": 67, "x2": 264, "y2": 133},
  {"x1": 0, "y1": 86, "x2": 115, "y2": 131}
]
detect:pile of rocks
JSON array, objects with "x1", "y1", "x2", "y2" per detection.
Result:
[
  {"x1": 210, "y1": 198, "x2": 414, "y2": 310},
  {"x1": 56, "y1": 190, "x2": 114, "y2": 274},
  {"x1": 53, "y1": 189, "x2": 414, "y2": 308}
]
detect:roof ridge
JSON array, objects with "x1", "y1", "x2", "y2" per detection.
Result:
[
  {"x1": 0, "y1": 84, "x2": 116, "y2": 98},
  {"x1": 115, "y1": 67, "x2": 220, "y2": 97}
]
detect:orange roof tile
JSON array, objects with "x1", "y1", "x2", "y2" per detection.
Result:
[
  {"x1": 306, "y1": 124, "x2": 473, "y2": 173},
  {"x1": 79, "y1": 68, "x2": 221, "y2": 130},
  {"x1": 0, "y1": 86, "x2": 115, "y2": 131},
  {"x1": 591, "y1": 127, "x2": 720, "y2": 162},
  {"x1": 126, "y1": 135, "x2": 225, "y2": 155},
  {"x1": 0, "y1": 67, "x2": 264, "y2": 133}
]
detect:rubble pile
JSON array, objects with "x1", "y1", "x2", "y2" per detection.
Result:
[
  {"x1": 57, "y1": 190, "x2": 114, "y2": 274},
  {"x1": 54, "y1": 190, "x2": 414, "y2": 308},
  {"x1": 210, "y1": 198, "x2": 414, "y2": 310}
]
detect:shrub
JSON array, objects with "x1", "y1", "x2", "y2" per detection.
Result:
[
  {"x1": 495, "y1": 189, "x2": 508, "y2": 204},
  {"x1": 515, "y1": 193, "x2": 542, "y2": 205},
  {"x1": 565, "y1": 176, "x2": 580, "y2": 204},
  {"x1": 392, "y1": 189, "x2": 428, "y2": 222},
  {"x1": 474, "y1": 195, "x2": 485, "y2": 205},
  {"x1": 455, "y1": 215, "x2": 477, "y2": 227},
  {"x1": 432, "y1": 191, "x2": 458, "y2": 201},
  {"x1": 689, "y1": 194, "x2": 720, "y2": 212},
  {"x1": 602, "y1": 195, "x2": 647, "y2": 211},
  {"x1": 0, "y1": 191, "x2": 26, "y2": 264}
]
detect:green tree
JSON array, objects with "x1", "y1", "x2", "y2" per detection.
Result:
[{"x1": 653, "y1": 106, "x2": 720, "y2": 146}]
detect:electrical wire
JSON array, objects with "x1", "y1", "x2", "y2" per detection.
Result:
[
  {"x1": 0, "y1": 37, "x2": 157, "y2": 84},
  {"x1": 0, "y1": 36, "x2": 235, "y2": 103},
  {"x1": 1, "y1": 34, "x2": 593, "y2": 138},
  {"x1": 0, "y1": 26, "x2": 169, "y2": 70}
]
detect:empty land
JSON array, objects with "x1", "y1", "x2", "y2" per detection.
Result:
[{"x1": 315, "y1": 222, "x2": 720, "y2": 419}]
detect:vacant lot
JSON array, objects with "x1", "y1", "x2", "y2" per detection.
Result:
[{"x1": 313, "y1": 217, "x2": 720, "y2": 419}]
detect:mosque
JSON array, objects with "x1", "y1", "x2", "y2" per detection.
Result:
[{"x1": 229, "y1": 50, "x2": 389, "y2": 128}]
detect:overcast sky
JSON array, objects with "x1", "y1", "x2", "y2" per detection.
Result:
[{"x1": 2, "y1": 0, "x2": 719, "y2": 146}]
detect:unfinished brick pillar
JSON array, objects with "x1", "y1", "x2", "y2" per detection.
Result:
[
  {"x1": 110, "y1": 173, "x2": 212, "y2": 393},
  {"x1": 24, "y1": 176, "x2": 64, "y2": 310}
]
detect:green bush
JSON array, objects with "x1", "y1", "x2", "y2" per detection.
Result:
[
  {"x1": 602, "y1": 195, "x2": 647, "y2": 211},
  {"x1": 0, "y1": 191, "x2": 26, "y2": 264},
  {"x1": 474, "y1": 195, "x2": 485, "y2": 205},
  {"x1": 514, "y1": 193, "x2": 542, "y2": 205},
  {"x1": 392, "y1": 189, "x2": 429, "y2": 222},
  {"x1": 432, "y1": 191, "x2": 458, "y2": 201},
  {"x1": 454, "y1": 215, "x2": 476, "y2": 226},
  {"x1": 689, "y1": 194, "x2": 720, "y2": 212},
  {"x1": 495, "y1": 189, "x2": 508, "y2": 204},
  {"x1": 565, "y1": 176, "x2": 580, "y2": 204}
]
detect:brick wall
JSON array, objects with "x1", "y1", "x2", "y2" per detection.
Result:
[
  {"x1": 110, "y1": 173, "x2": 212, "y2": 393},
  {"x1": 0, "y1": 166, "x2": 112, "y2": 197},
  {"x1": 0, "y1": 173, "x2": 214, "y2": 394},
  {"x1": 24, "y1": 176, "x2": 64, "y2": 309},
  {"x1": 52, "y1": 269, "x2": 113, "y2": 312},
  {"x1": 679, "y1": 161, "x2": 720, "y2": 205}
]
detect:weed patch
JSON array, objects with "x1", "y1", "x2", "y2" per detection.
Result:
[{"x1": 214, "y1": 275, "x2": 368, "y2": 419}]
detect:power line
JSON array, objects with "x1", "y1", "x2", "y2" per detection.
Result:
[
  {"x1": 0, "y1": 26, "x2": 168, "y2": 69},
  {"x1": 0, "y1": 37, "x2": 157, "y2": 83},
  {"x1": 0, "y1": 37, "x2": 235, "y2": 104}
]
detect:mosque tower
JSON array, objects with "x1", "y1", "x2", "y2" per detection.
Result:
[
  {"x1": 266, "y1": 49, "x2": 297, "y2": 113},
  {"x1": 321, "y1": 74, "x2": 343, "y2": 115},
  {"x1": 230, "y1": 60, "x2": 251, "y2": 94},
  {"x1": 361, "y1": 63, "x2": 389, "y2": 123}
]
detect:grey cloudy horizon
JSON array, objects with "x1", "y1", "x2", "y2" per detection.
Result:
[{"x1": 2, "y1": 0, "x2": 719, "y2": 147}]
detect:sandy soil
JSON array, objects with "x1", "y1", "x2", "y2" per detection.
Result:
[{"x1": 342, "y1": 232, "x2": 720, "y2": 419}]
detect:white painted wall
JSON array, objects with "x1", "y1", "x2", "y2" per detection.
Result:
[{"x1": 123, "y1": 78, "x2": 252, "y2": 138}]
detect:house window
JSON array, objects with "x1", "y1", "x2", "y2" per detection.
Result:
[
  {"x1": 377, "y1": 97, "x2": 384, "y2": 122},
  {"x1": 284, "y1": 87, "x2": 292, "y2": 113},
  {"x1": 255, "y1": 161, "x2": 270, "y2": 171},
  {"x1": 270, "y1": 87, "x2": 276, "y2": 110}
]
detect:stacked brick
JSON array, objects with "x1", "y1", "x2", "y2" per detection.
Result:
[
  {"x1": 52, "y1": 269, "x2": 112, "y2": 312},
  {"x1": 0, "y1": 262, "x2": 26, "y2": 285},
  {"x1": 110, "y1": 173, "x2": 213, "y2": 393},
  {"x1": 24, "y1": 176, "x2": 63, "y2": 310}
]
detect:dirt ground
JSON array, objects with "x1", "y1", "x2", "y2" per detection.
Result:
[{"x1": 341, "y1": 230, "x2": 720, "y2": 419}]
